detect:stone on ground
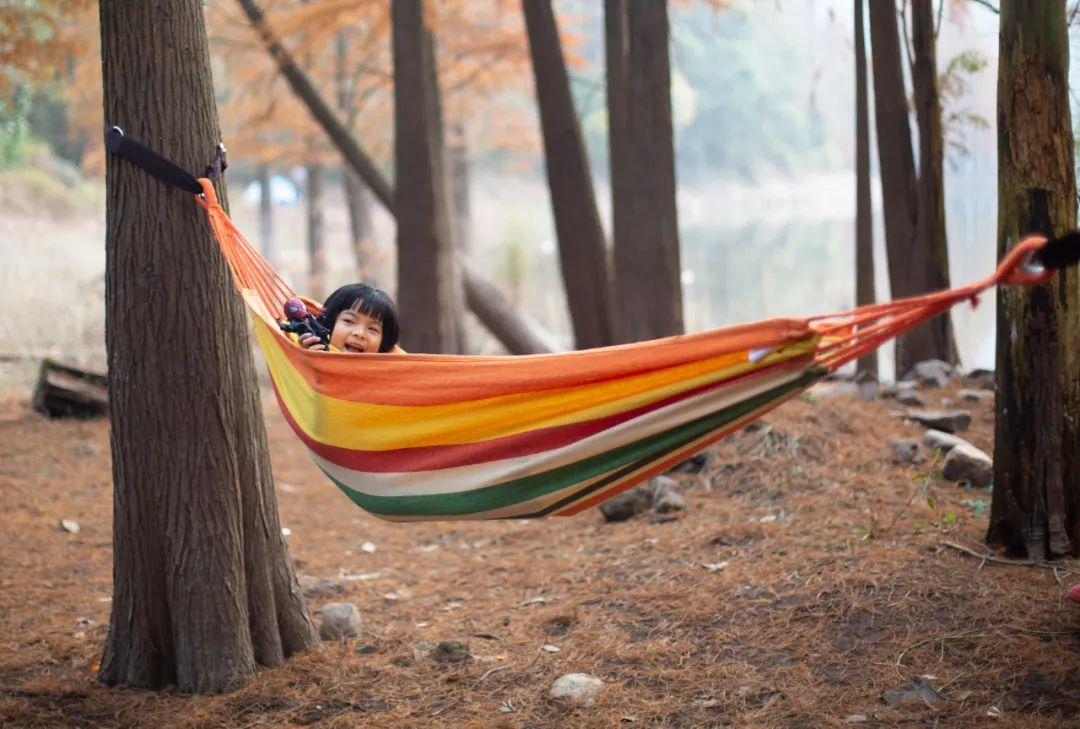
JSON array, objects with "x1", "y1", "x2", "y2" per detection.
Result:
[
  {"x1": 940, "y1": 443, "x2": 993, "y2": 487},
  {"x1": 922, "y1": 429, "x2": 971, "y2": 454},
  {"x1": 318, "y1": 602, "x2": 361, "y2": 640},
  {"x1": 905, "y1": 409, "x2": 971, "y2": 433},
  {"x1": 549, "y1": 673, "x2": 604, "y2": 707},
  {"x1": 432, "y1": 639, "x2": 470, "y2": 663},
  {"x1": 901, "y1": 359, "x2": 954, "y2": 388},
  {"x1": 888, "y1": 438, "x2": 923, "y2": 464}
]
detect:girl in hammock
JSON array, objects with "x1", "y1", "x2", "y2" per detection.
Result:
[{"x1": 298, "y1": 283, "x2": 401, "y2": 353}]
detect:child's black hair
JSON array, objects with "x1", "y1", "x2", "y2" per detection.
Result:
[{"x1": 316, "y1": 283, "x2": 400, "y2": 352}]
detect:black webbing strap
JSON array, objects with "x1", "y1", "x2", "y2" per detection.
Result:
[
  {"x1": 1034, "y1": 230, "x2": 1080, "y2": 270},
  {"x1": 103, "y1": 126, "x2": 227, "y2": 194}
]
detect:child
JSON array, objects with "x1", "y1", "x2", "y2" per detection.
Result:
[{"x1": 298, "y1": 283, "x2": 401, "y2": 353}]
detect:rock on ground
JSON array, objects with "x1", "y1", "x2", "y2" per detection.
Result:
[
  {"x1": 432, "y1": 640, "x2": 470, "y2": 663},
  {"x1": 940, "y1": 443, "x2": 993, "y2": 487},
  {"x1": 318, "y1": 602, "x2": 361, "y2": 640},
  {"x1": 901, "y1": 359, "x2": 954, "y2": 388},
  {"x1": 922, "y1": 429, "x2": 971, "y2": 454},
  {"x1": 549, "y1": 673, "x2": 604, "y2": 707},
  {"x1": 905, "y1": 410, "x2": 972, "y2": 433},
  {"x1": 888, "y1": 438, "x2": 923, "y2": 464}
]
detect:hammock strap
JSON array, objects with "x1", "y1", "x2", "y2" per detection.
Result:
[{"x1": 104, "y1": 125, "x2": 227, "y2": 194}]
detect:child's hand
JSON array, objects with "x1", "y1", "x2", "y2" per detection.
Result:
[{"x1": 299, "y1": 333, "x2": 328, "y2": 351}]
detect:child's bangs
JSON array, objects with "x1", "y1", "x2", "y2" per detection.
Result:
[{"x1": 349, "y1": 295, "x2": 391, "y2": 323}]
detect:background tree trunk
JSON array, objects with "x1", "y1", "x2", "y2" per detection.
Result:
[
  {"x1": 988, "y1": 1, "x2": 1079, "y2": 559},
  {"x1": 868, "y1": 0, "x2": 942, "y2": 376},
  {"x1": 98, "y1": 0, "x2": 318, "y2": 693},
  {"x1": 392, "y1": 0, "x2": 462, "y2": 353},
  {"x1": 447, "y1": 122, "x2": 471, "y2": 253},
  {"x1": 605, "y1": 0, "x2": 629, "y2": 341},
  {"x1": 237, "y1": 0, "x2": 552, "y2": 354},
  {"x1": 522, "y1": 0, "x2": 614, "y2": 350},
  {"x1": 854, "y1": 0, "x2": 877, "y2": 379},
  {"x1": 305, "y1": 161, "x2": 325, "y2": 300},
  {"x1": 257, "y1": 163, "x2": 275, "y2": 266},
  {"x1": 911, "y1": 0, "x2": 958, "y2": 366},
  {"x1": 616, "y1": 0, "x2": 683, "y2": 343}
]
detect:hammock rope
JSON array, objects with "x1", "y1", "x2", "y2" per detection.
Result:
[{"x1": 107, "y1": 130, "x2": 1077, "y2": 522}]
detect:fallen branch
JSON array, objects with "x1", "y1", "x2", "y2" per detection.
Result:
[{"x1": 940, "y1": 540, "x2": 1079, "y2": 575}]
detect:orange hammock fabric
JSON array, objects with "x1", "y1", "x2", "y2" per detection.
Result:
[{"x1": 194, "y1": 178, "x2": 1054, "y2": 521}]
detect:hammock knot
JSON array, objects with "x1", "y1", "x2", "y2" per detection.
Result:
[
  {"x1": 195, "y1": 177, "x2": 221, "y2": 210},
  {"x1": 969, "y1": 293, "x2": 980, "y2": 309}
]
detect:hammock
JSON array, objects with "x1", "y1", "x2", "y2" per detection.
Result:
[{"x1": 106, "y1": 129, "x2": 1078, "y2": 522}]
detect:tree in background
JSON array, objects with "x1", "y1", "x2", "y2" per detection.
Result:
[
  {"x1": 392, "y1": 0, "x2": 464, "y2": 353},
  {"x1": 522, "y1": 0, "x2": 614, "y2": 350},
  {"x1": 613, "y1": 0, "x2": 683, "y2": 342},
  {"x1": 854, "y1": 0, "x2": 877, "y2": 379},
  {"x1": 97, "y1": 0, "x2": 318, "y2": 692},
  {"x1": 868, "y1": 0, "x2": 956, "y2": 376},
  {"x1": 988, "y1": 2, "x2": 1079, "y2": 559},
  {"x1": 235, "y1": 0, "x2": 554, "y2": 355}
]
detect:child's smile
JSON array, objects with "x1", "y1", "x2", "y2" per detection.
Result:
[{"x1": 330, "y1": 308, "x2": 384, "y2": 354}]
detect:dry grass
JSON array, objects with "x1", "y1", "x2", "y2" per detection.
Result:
[{"x1": 1, "y1": 382, "x2": 1078, "y2": 728}]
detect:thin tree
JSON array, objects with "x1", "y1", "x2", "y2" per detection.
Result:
[
  {"x1": 257, "y1": 162, "x2": 275, "y2": 265},
  {"x1": 306, "y1": 159, "x2": 326, "y2": 299},
  {"x1": 854, "y1": 0, "x2": 877, "y2": 378},
  {"x1": 911, "y1": 0, "x2": 958, "y2": 364},
  {"x1": 615, "y1": 0, "x2": 683, "y2": 342},
  {"x1": 867, "y1": 0, "x2": 956, "y2": 375},
  {"x1": 988, "y1": 1, "x2": 1079, "y2": 559},
  {"x1": 522, "y1": 0, "x2": 614, "y2": 350},
  {"x1": 98, "y1": 0, "x2": 318, "y2": 693},
  {"x1": 392, "y1": 0, "x2": 463, "y2": 353},
  {"x1": 605, "y1": 0, "x2": 630, "y2": 341}
]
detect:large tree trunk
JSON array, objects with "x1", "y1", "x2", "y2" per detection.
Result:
[
  {"x1": 522, "y1": 0, "x2": 614, "y2": 350},
  {"x1": 392, "y1": 0, "x2": 462, "y2": 353},
  {"x1": 616, "y1": 0, "x2": 683, "y2": 343},
  {"x1": 257, "y1": 163, "x2": 275, "y2": 266},
  {"x1": 604, "y1": 0, "x2": 630, "y2": 342},
  {"x1": 987, "y1": 1, "x2": 1079, "y2": 560},
  {"x1": 98, "y1": 0, "x2": 319, "y2": 694},
  {"x1": 854, "y1": 0, "x2": 877, "y2": 378},
  {"x1": 305, "y1": 161, "x2": 325, "y2": 300},
  {"x1": 911, "y1": 0, "x2": 958, "y2": 366},
  {"x1": 236, "y1": 0, "x2": 550, "y2": 354},
  {"x1": 868, "y1": 0, "x2": 936, "y2": 376}
]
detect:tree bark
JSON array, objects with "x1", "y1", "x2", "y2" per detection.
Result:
[
  {"x1": 868, "y1": 0, "x2": 946, "y2": 376},
  {"x1": 257, "y1": 163, "x2": 275, "y2": 266},
  {"x1": 616, "y1": 0, "x2": 683, "y2": 343},
  {"x1": 98, "y1": 0, "x2": 318, "y2": 694},
  {"x1": 911, "y1": 0, "x2": 958, "y2": 366},
  {"x1": 987, "y1": 1, "x2": 1079, "y2": 559},
  {"x1": 235, "y1": 0, "x2": 552, "y2": 354},
  {"x1": 854, "y1": 0, "x2": 877, "y2": 378},
  {"x1": 392, "y1": 0, "x2": 462, "y2": 353},
  {"x1": 522, "y1": 0, "x2": 614, "y2": 350},
  {"x1": 605, "y1": 0, "x2": 630, "y2": 344},
  {"x1": 305, "y1": 161, "x2": 325, "y2": 300}
]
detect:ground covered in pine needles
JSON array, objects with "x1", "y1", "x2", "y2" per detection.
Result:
[{"x1": 1, "y1": 380, "x2": 1078, "y2": 728}]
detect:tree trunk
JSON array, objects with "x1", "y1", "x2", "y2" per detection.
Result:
[
  {"x1": 616, "y1": 0, "x2": 683, "y2": 343},
  {"x1": 911, "y1": 0, "x2": 958, "y2": 366},
  {"x1": 987, "y1": 1, "x2": 1079, "y2": 559},
  {"x1": 98, "y1": 0, "x2": 318, "y2": 694},
  {"x1": 305, "y1": 161, "x2": 325, "y2": 300},
  {"x1": 334, "y1": 27, "x2": 376, "y2": 286},
  {"x1": 257, "y1": 163, "x2": 275, "y2": 266},
  {"x1": 447, "y1": 122, "x2": 471, "y2": 253},
  {"x1": 522, "y1": 0, "x2": 614, "y2": 350},
  {"x1": 235, "y1": 0, "x2": 550, "y2": 354},
  {"x1": 343, "y1": 167, "x2": 375, "y2": 282},
  {"x1": 605, "y1": 0, "x2": 630, "y2": 344},
  {"x1": 854, "y1": 0, "x2": 877, "y2": 378},
  {"x1": 867, "y1": 0, "x2": 933, "y2": 376},
  {"x1": 392, "y1": 0, "x2": 462, "y2": 353}
]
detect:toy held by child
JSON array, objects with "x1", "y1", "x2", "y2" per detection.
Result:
[{"x1": 284, "y1": 283, "x2": 400, "y2": 354}]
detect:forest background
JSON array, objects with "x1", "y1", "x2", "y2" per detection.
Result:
[{"x1": 0, "y1": 0, "x2": 1054, "y2": 382}]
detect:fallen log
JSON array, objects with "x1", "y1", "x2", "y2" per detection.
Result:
[{"x1": 32, "y1": 359, "x2": 108, "y2": 418}]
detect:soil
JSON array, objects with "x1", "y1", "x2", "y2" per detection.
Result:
[{"x1": 1, "y1": 381, "x2": 1078, "y2": 727}]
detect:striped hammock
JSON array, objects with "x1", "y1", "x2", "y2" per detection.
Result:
[{"x1": 194, "y1": 179, "x2": 1056, "y2": 522}]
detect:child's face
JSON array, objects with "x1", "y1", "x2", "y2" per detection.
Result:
[{"x1": 330, "y1": 306, "x2": 384, "y2": 353}]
